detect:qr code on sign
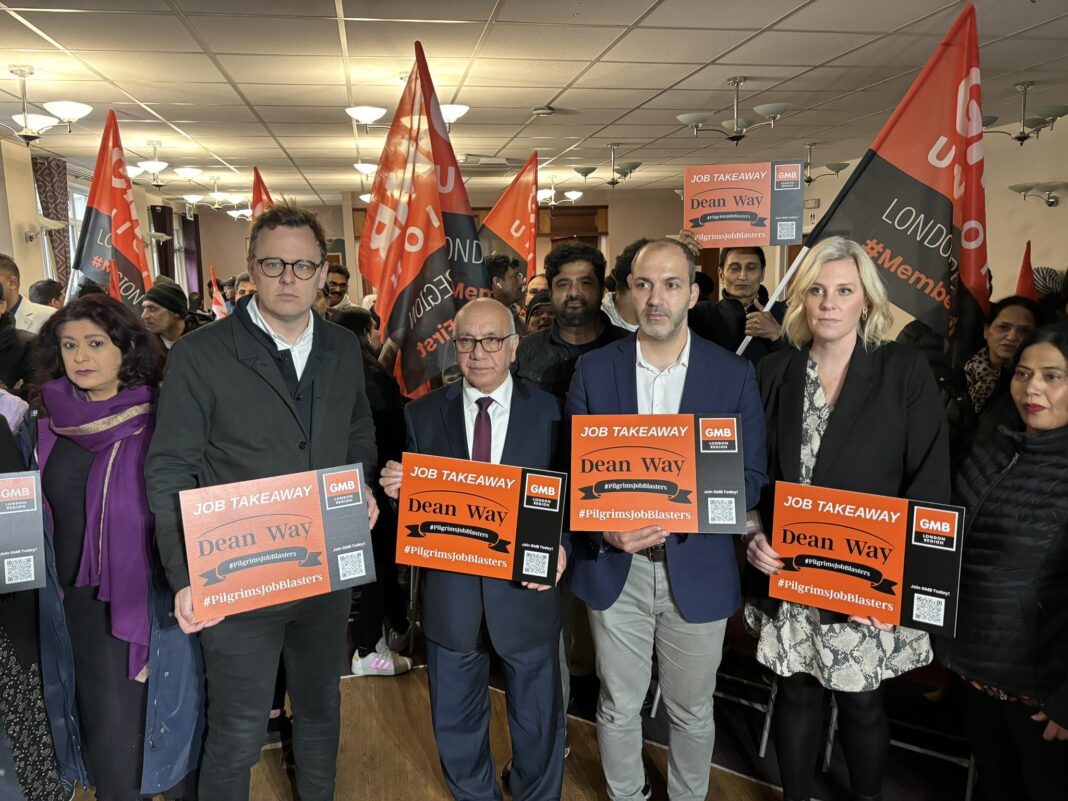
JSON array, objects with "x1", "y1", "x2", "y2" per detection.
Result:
[
  {"x1": 707, "y1": 498, "x2": 736, "y2": 525},
  {"x1": 912, "y1": 593, "x2": 945, "y2": 627},
  {"x1": 4, "y1": 556, "x2": 33, "y2": 585},
  {"x1": 776, "y1": 221, "x2": 797, "y2": 241},
  {"x1": 337, "y1": 551, "x2": 365, "y2": 581},
  {"x1": 523, "y1": 550, "x2": 549, "y2": 578}
]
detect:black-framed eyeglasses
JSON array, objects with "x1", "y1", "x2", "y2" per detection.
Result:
[
  {"x1": 254, "y1": 257, "x2": 323, "y2": 280},
  {"x1": 452, "y1": 334, "x2": 516, "y2": 354}
]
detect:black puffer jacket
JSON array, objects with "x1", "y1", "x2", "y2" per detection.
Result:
[{"x1": 939, "y1": 424, "x2": 1068, "y2": 724}]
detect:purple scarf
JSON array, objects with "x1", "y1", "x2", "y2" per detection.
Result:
[{"x1": 41, "y1": 378, "x2": 156, "y2": 680}]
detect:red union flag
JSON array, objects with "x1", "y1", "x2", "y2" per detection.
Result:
[
  {"x1": 479, "y1": 152, "x2": 539, "y2": 279},
  {"x1": 210, "y1": 265, "x2": 229, "y2": 319},
  {"x1": 67, "y1": 109, "x2": 152, "y2": 305},
  {"x1": 359, "y1": 42, "x2": 489, "y2": 397},
  {"x1": 1015, "y1": 240, "x2": 1037, "y2": 300},
  {"x1": 805, "y1": 4, "x2": 989, "y2": 364},
  {"x1": 252, "y1": 167, "x2": 274, "y2": 219}
]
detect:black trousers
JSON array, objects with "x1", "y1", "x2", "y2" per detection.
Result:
[
  {"x1": 197, "y1": 591, "x2": 350, "y2": 801},
  {"x1": 773, "y1": 672, "x2": 888, "y2": 801},
  {"x1": 354, "y1": 496, "x2": 408, "y2": 653},
  {"x1": 952, "y1": 677, "x2": 1066, "y2": 801},
  {"x1": 426, "y1": 634, "x2": 564, "y2": 801}
]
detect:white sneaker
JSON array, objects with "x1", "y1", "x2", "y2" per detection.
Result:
[{"x1": 350, "y1": 642, "x2": 413, "y2": 677}]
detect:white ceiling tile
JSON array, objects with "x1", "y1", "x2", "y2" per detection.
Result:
[
  {"x1": 479, "y1": 23, "x2": 625, "y2": 60},
  {"x1": 640, "y1": 89, "x2": 737, "y2": 111},
  {"x1": 277, "y1": 136, "x2": 360, "y2": 149},
  {"x1": 780, "y1": 0, "x2": 960, "y2": 33},
  {"x1": 217, "y1": 55, "x2": 346, "y2": 85},
  {"x1": 118, "y1": 81, "x2": 243, "y2": 104},
  {"x1": 19, "y1": 11, "x2": 202, "y2": 52},
  {"x1": 77, "y1": 52, "x2": 227, "y2": 83},
  {"x1": 674, "y1": 63, "x2": 805, "y2": 91},
  {"x1": 0, "y1": 53, "x2": 98, "y2": 82},
  {"x1": 256, "y1": 105, "x2": 355, "y2": 123},
  {"x1": 342, "y1": 0, "x2": 497, "y2": 20},
  {"x1": 264, "y1": 123, "x2": 355, "y2": 137},
  {"x1": 179, "y1": 0, "x2": 338, "y2": 14},
  {"x1": 604, "y1": 28, "x2": 756, "y2": 64},
  {"x1": 455, "y1": 86, "x2": 557, "y2": 108},
  {"x1": 348, "y1": 57, "x2": 468, "y2": 85},
  {"x1": 554, "y1": 87, "x2": 661, "y2": 109},
  {"x1": 10, "y1": 79, "x2": 132, "y2": 103},
  {"x1": 240, "y1": 84, "x2": 350, "y2": 105},
  {"x1": 344, "y1": 21, "x2": 484, "y2": 58},
  {"x1": 639, "y1": 1, "x2": 809, "y2": 29},
  {"x1": 498, "y1": 0, "x2": 654, "y2": 25},
  {"x1": 137, "y1": 104, "x2": 258, "y2": 122},
  {"x1": 193, "y1": 16, "x2": 343, "y2": 56},
  {"x1": 726, "y1": 30, "x2": 880, "y2": 66},
  {"x1": 466, "y1": 58, "x2": 587, "y2": 88},
  {"x1": 573, "y1": 62, "x2": 704, "y2": 90}
]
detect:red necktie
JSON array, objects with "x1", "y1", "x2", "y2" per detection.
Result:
[{"x1": 472, "y1": 396, "x2": 493, "y2": 462}]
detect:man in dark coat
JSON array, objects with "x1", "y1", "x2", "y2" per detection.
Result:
[{"x1": 145, "y1": 203, "x2": 378, "y2": 801}]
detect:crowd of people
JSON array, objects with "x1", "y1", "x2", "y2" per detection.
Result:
[{"x1": 0, "y1": 202, "x2": 1064, "y2": 801}]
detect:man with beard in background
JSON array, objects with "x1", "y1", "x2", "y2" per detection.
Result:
[{"x1": 513, "y1": 242, "x2": 627, "y2": 398}]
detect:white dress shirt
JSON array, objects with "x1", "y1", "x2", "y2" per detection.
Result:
[
  {"x1": 13, "y1": 296, "x2": 56, "y2": 334},
  {"x1": 462, "y1": 374, "x2": 513, "y2": 465},
  {"x1": 247, "y1": 296, "x2": 315, "y2": 379},
  {"x1": 635, "y1": 331, "x2": 691, "y2": 415}
]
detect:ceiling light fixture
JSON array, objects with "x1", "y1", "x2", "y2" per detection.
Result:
[
  {"x1": 605, "y1": 144, "x2": 639, "y2": 187},
  {"x1": 676, "y1": 76, "x2": 790, "y2": 145},
  {"x1": 359, "y1": 193, "x2": 373, "y2": 204},
  {"x1": 2, "y1": 65, "x2": 92, "y2": 145},
  {"x1": 173, "y1": 166, "x2": 203, "y2": 180},
  {"x1": 1008, "y1": 181, "x2": 1066, "y2": 207},
  {"x1": 353, "y1": 162, "x2": 377, "y2": 175},
  {"x1": 125, "y1": 165, "x2": 145, "y2": 179},
  {"x1": 346, "y1": 105, "x2": 387, "y2": 124},
  {"x1": 573, "y1": 166, "x2": 596, "y2": 180},
  {"x1": 136, "y1": 140, "x2": 169, "y2": 188},
  {"x1": 984, "y1": 82, "x2": 1068, "y2": 145},
  {"x1": 538, "y1": 180, "x2": 582, "y2": 208},
  {"x1": 439, "y1": 103, "x2": 469, "y2": 132},
  {"x1": 803, "y1": 143, "x2": 850, "y2": 184}
]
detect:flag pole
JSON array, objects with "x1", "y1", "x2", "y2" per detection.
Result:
[{"x1": 735, "y1": 245, "x2": 808, "y2": 355}]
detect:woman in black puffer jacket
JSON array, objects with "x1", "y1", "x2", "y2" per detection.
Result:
[{"x1": 939, "y1": 324, "x2": 1068, "y2": 801}]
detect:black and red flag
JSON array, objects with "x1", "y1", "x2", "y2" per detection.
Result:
[
  {"x1": 785, "y1": 4, "x2": 990, "y2": 365},
  {"x1": 67, "y1": 109, "x2": 153, "y2": 305},
  {"x1": 359, "y1": 42, "x2": 490, "y2": 397},
  {"x1": 478, "y1": 152, "x2": 539, "y2": 280}
]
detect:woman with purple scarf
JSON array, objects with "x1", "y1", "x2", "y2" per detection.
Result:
[{"x1": 29, "y1": 295, "x2": 202, "y2": 801}]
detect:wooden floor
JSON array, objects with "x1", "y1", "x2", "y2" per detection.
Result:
[{"x1": 77, "y1": 667, "x2": 782, "y2": 800}]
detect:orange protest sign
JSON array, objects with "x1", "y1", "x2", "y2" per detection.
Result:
[
  {"x1": 769, "y1": 481, "x2": 965, "y2": 635},
  {"x1": 683, "y1": 161, "x2": 803, "y2": 248},
  {"x1": 180, "y1": 465, "x2": 374, "y2": 621},
  {"x1": 396, "y1": 453, "x2": 566, "y2": 584},
  {"x1": 570, "y1": 414, "x2": 746, "y2": 534}
]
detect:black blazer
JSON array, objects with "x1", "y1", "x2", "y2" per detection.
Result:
[
  {"x1": 747, "y1": 339, "x2": 951, "y2": 618},
  {"x1": 405, "y1": 378, "x2": 563, "y2": 656},
  {"x1": 146, "y1": 305, "x2": 377, "y2": 592}
]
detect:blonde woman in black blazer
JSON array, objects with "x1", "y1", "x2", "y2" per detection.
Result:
[{"x1": 743, "y1": 236, "x2": 951, "y2": 801}]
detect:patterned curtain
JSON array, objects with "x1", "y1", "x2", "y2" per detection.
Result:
[{"x1": 31, "y1": 156, "x2": 70, "y2": 283}]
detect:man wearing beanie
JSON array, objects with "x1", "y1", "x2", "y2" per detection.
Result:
[{"x1": 141, "y1": 282, "x2": 189, "y2": 349}]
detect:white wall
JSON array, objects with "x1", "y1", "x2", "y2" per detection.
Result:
[{"x1": 0, "y1": 140, "x2": 45, "y2": 282}]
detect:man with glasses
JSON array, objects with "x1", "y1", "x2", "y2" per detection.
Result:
[
  {"x1": 379, "y1": 298, "x2": 568, "y2": 801},
  {"x1": 146, "y1": 203, "x2": 379, "y2": 801},
  {"x1": 325, "y1": 264, "x2": 356, "y2": 314}
]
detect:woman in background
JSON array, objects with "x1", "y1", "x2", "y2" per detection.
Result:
[
  {"x1": 940, "y1": 325, "x2": 1068, "y2": 800},
  {"x1": 332, "y1": 306, "x2": 413, "y2": 674}
]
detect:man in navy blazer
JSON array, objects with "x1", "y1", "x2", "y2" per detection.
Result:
[
  {"x1": 566, "y1": 239, "x2": 767, "y2": 801},
  {"x1": 381, "y1": 298, "x2": 567, "y2": 801}
]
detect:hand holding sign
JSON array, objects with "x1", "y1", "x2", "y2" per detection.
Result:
[
  {"x1": 603, "y1": 526, "x2": 668, "y2": 553},
  {"x1": 174, "y1": 586, "x2": 224, "y2": 634},
  {"x1": 1031, "y1": 711, "x2": 1068, "y2": 742},
  {"x1": 380, "y1": 459, "x2": 403, "y2": 499},
  {"x1": 522, "y1": 546, "x2": 567, "y2": 592},
  {"x1": 745, "y1": 531, "x2": 783, "y2": 576}
]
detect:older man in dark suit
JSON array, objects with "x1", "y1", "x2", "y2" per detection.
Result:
[
  {"x1": 380, "y1": 298, "x2": 567, "y2": 801},
  {"x1": 567, "y1": 239, "x2": 767, "y2": 801}
]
